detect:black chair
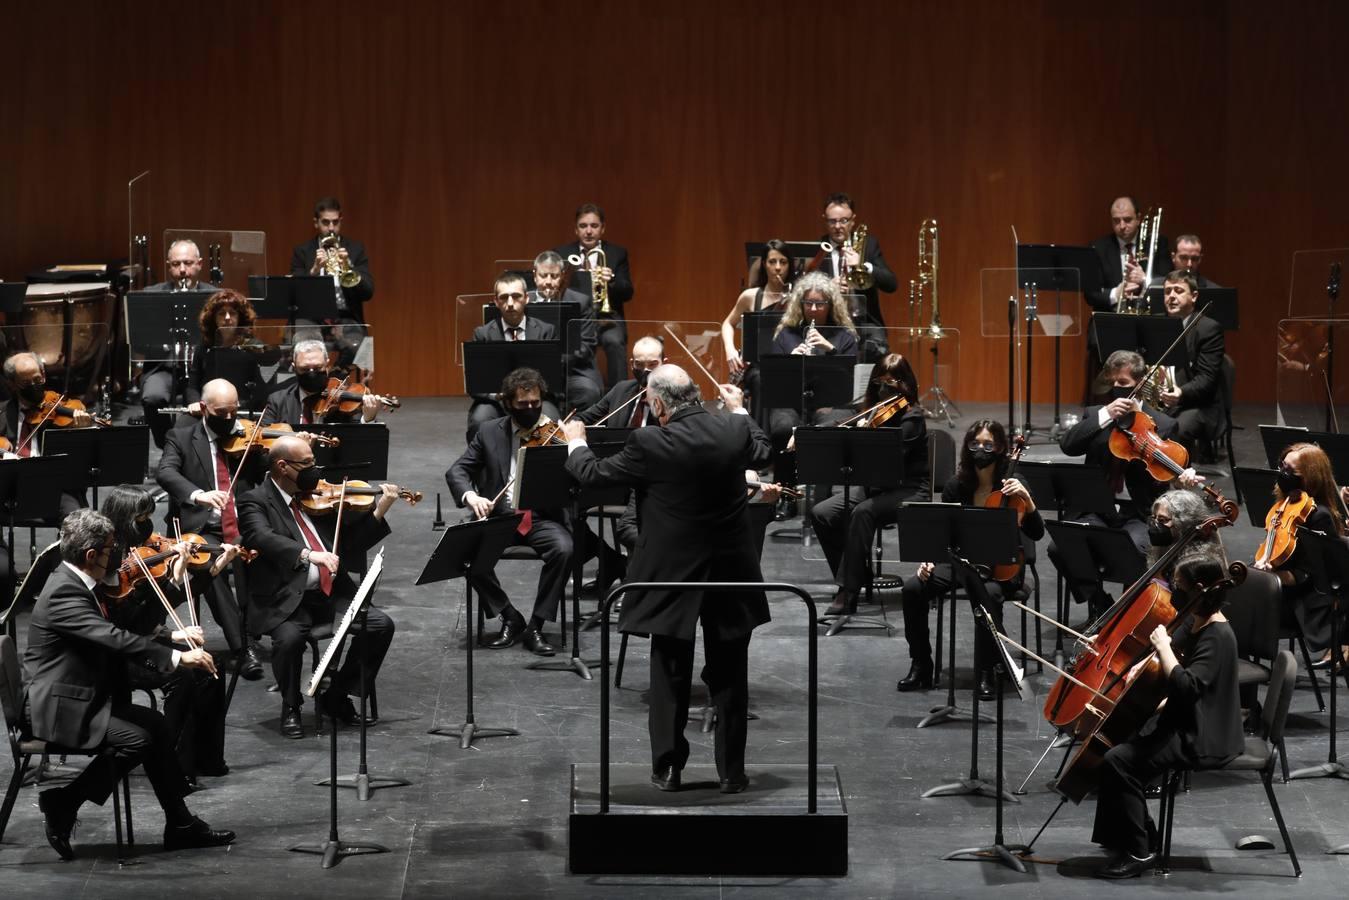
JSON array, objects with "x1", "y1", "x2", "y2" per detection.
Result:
[
  {"x1": 1156, "y1": 649, "x2": 1301, "y2": 877},
  {"x1": 0, "y1": 635, "x2": 134, "y2": 859},
  {"x1": 1224, "y1": 567, "x2": 1292, "y2": 780}
]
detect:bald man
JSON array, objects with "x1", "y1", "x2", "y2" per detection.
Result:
[
  {"x1": 142, "y1": 240, "x2": 220, "y2": 446},
  {"x1": 575, "y1": 334, "x2": 666, "y2": 427},
  {"x1": 156, "y1": 378, "x2": 262, "y2": 678},
  {"x1": 2, "y1": 351, "x2": 91, "y2": 518},
  {"x1": 238, "y1": 436, "x2": 397, "y2": 738}
]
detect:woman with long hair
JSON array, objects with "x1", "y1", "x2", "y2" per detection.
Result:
[
  {"x1": 190, "y1": 289, "x2": 264, "y2": 408},
  {"x1": 721, "y1": 239, "x2": 792, "y2": 377}
]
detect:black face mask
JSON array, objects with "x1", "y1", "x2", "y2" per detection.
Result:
[
  {"x1": 19, "y1": 382, "x2": 46, "y2": 405},
  {"x1": 1108, "y1": 385, "x2": 1133, "y2": 402},
  {"x1": 1276, "y1": 469, "x2": 1303, "y2": 495},
  {"x1": 634, "y1": 368, "x2": 652, "y2": 388},
  {"x1": 1148, "y1": 523, "x2": 1175, "y2": 547},
  {"x1": 296, "y1": 369, "x2": 329, "y2": 393},
  {"x1": 510, "y1": 406, "x2": 542, "y2": 430},
  {"x1": 970, "y1": 449, "x2": 999, "y2": 470},
  {"x1": 133, "y1": 518, "x2": 154, "y2": 545},
  {"x1": 291, "y1": 462, "x2": 323, "y2": 493},
  {"x1": 206, "y1": 414, "x2": 235, "y2": 437}
]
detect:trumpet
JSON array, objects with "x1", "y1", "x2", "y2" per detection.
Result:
[
  {"x1": 319, "y1": 234, "x2": 362, "y2": 289},
  {"x1": 568, "y1": 247, "x2": 610, "y2": 315},
  {"x1": 918, "y1": 218, "x2": 942, "y2": 340},
  {"x1": 820, "y1": 224, "x2": 874, "y2": 291}
]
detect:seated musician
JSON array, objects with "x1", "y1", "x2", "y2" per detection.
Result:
[
  {"x1": 261, "y1": 338, "x2": 381, "y2": 426},
  {"x1": 1253, "y1": 442, "x2": 1348, "y2": 668},
  {"x1": 24, "y1": 509, "x2": 232, "y2": 861},
  {"x1": 188, "y1": 290, "x2": 265, "y2": 410},
  {"x1": 237, "y1": 436, "x2": 398, "y2": 739},
  {"x1": 812, "y1": 353, "x2": 929, "y2": 618},
  {"x1": 1155, "y1": 270, "x2": 1225, "y2": 456},
  {"x1": 531, "y1": 250, "x2": 603, "y2": 409},
  {"x1": 1145, "y1": 488, "x2": 1216, "y2": 568},
  {"x1": 143, "y1": 240, "x2": 219, "y2": 447},
  {"x1": 101, "y1": 485, "x2": 237, "y2": 786},
  {"x1": 1148, "y1": 234, "x2": 1223, "y2": 289},
  {"x1": 1089, "y1": 547, "x2": 1242, "y2": 879},
  {"x1": 898, "y1": 419, "x2": 1042, "y2": 700},
  {"x1": 156, "y1": 378, "x2": 265, "y2": 680},
  {"x1": 466, "y1": 272, "x2": 562, "y2": 441},
  {"x1": 1087, "y1": 197, "x2": 1171, "y2": 312},
  {"x1": 3, "y1": 351, "x2": 91, "y2": 516},
  {"x1": 290, "y1": 196, "x2": 374, "y2": 366},
  {"x1": 722, "y1": 238, "x2": 792, "y2": 382},
  {"x1": 576, "y1": 334, "x2": 665, "y2": 428},
  {"x1": 766, "y1": 272, "x2": 859, "y2": 515},
  {"x1": 554, "y1": 203, "x2": 634, "y2": 388},
  {"x1": 812, "y1": 193, "x2": 898, "y2": 359}
]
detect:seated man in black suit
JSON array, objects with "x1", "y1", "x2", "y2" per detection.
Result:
[
  {"x1": 237, "y1": 436, "x2": 398, "y2": 738},
  {"x1": 466, "y1": 271, "x2": 562, "y2": 440},
  {"x1": 576, "y1": 334, "x2": 665, "y2": 427},
  {"x1": 554, "y1": 203, "x2": 635, "y2": 388},
  {"x1": 290, "y1": 196, "x2": 374, "y2": 366},
  {"x1": 156, "y1": 377, "x2": 264, "y2": 679},
  {"x1": 260, "y1": 338, "x2": 382, "y2": 426},
  {"x1": 1154, "y1": 271, "x2": 1226, "y2": 454},
  {"x1": 1147, "y1": 234, "x2": 1224, "y2": 289},
  {"x1": 531, "y1": 250, "x2": 603, "y2": 409},
  {"x1": 24, "y1": 509, "x2": 232, "y2": 860},
  {"x1": 3, "y1": 351, "x2": 91, "y2": 517}
]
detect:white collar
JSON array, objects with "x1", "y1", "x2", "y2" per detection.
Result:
[{"x1": 62, "y1": 560, "x2": 100, "y2": 592}]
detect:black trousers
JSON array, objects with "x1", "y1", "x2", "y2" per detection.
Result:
[
  {"x1": 267, "y1": 593, "x2": 395, "y2": 710},
  {"x1": 648, "y1": 629, "x2": 752, "y2": 780},
  {"x1": 596, "y1": 317, "x2": 629, "y2": 388},
  {"x1": 812, "y1": 486, "x2": 912, "y2": 595},
  {"x1": 471, "y1": 517, "x2": 573, "y2": 624},
  {"x1": 1282, "y1": 582, "x2": 1336, "y2": 655},
  {"x1": 1092, "y1": 726, "x2": 1195, "y2": 857},
  {"x1": 565, "y1": 370, "x2": 604, "y2": 411},
  {"x1": 1047, "y1": 513, "x2": 1148, "y2": 612},
  {"x1": 900, "y1": 566, "x2": 1008, "y2": 671},
  {"x1": 190, "y1": 562, "x2": 246, "y2": 652},
  {"x1": 65, "y1": 704, "x2": 188, "y2": 820},
  {"x1": 1173, "y1": 404, "x2": 1222, "y2": 454},
  {"x1": 160, "y1": 668, "x2": 227, "y2": 775}
]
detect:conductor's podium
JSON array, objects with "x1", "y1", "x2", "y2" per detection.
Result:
[{"x1": 568, "y1": 763, "x2": 848, "y2": 876}]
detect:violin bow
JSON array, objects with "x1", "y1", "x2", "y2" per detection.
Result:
[
  {"x1": 225, "y1": 402, "x2": 271, "y2": 503},
  {"x1": 589, "y1": 390, "x2": 643, "y2": 426},
  {"x1": 171, "y1": 516, "x2": 198, "y2": 629},
  {"x1": 16, "y1": 394, "x2": 64, "y2": 456},
  {"x1": 131, "y1": 552, "x2": 214, "y2": 679},
  {"x1": 483, "y1": 477, "x2": 514, "y2": 518},
  {"x1": 1126, "y1": 300, "x2": 1214, "y2": 406},
  {"x1": 662, "y1": 324, "x2": 725, "y2": 396},
  {"x1": 331, "y1": 478, "x2": 348, "y2": 554}
]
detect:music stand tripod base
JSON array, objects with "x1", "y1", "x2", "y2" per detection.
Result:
[
  {"x1": 943, "y1": 842, "x2": 1031, "y2": 873},
  {"x1": 527, "y1": 654, "x2": 600, "y2": 679},
  {"x1": 917, "y1": 702, "x2": 995, "y2": 729}
]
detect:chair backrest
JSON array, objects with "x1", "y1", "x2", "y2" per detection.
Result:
[
  {"x1": 1264, "y1": 649, "x2": 1298, "y2": 745},
  {"x1": 928, "y1": 429, "x2": 956, "y2": 497},
  {"x1": 0, "y1": 541, "x2": 61, "y2": 638},
  {"x1": 0, "y1": 635, "x2": 21, "y2": 730},
  {"x1": 1224, "y1": 567, "x2": 1282, "y2": 661}
]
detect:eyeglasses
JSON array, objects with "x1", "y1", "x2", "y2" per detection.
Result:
[
  {"x1": 824, "y1": 217, "x2": 853, "y2": 227},
  {"x1": 967, "y1": 441, "x2": 999, "y2": 452},
  {"x1": 802, "y1": 300, "x2": 830, "y2": 308}
]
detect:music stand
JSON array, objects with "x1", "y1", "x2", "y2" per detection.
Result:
[
  {"x1": 482, "y1": 300, "x2": 581, "y2": 337},
  {"x1": 124, "y1": 290, "x2": 209, "y2": 373},
  {"x1": 198, "y1": 347, "x2": 271, "y2": 411},
  {"x1": 1041, "y1": 519, "x2": 1147, "y2": 615},
  {"x1": 297, "y1": 423, "x2": 389, "y2": 481},
  {"x1": 290, "y1": 552, "x2": 392, "y2": 868},
  {"x1": 1016, "y1": 246, "x2": 1093, "y2": 438},
  {"x1": 463, "y1": 341, "x2": 565, "y2": 399},
  {"x1": 1289, "y1": 526, "x2": 1349, "y2": 786},
  {"x1": 419, "y1": 515, "x2": 525, "y2": 748},
  {"x1": 42, "y1": 426, "x2": 149, "y2": 509},
  {"x1": 1232, "y1": 467, "x2": 1278, "y2": 527},
  {"x1": 1091, "y1": 313, "x2": 1189, "y2": 369},
  {"x1": 1258, "y1": 425, "x2": 1349, "y2": 483},
  {"x1": 0, "y1": 284, "x2": 26, "y2": 314},
  {"x1": 0, "y1": 457, "x2": 69, "y2": 606},
  {"x1": 740, "y1": 310, "x2": 782, "y2": 368},
  {"x1": 756, "y1": 354, "x2": 857, "y2": 414},
  {"x1": 1144, "y1": 286, "x2": 1239, "y2": 331}
]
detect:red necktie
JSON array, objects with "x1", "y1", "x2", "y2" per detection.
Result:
[
  {"x1": 508, "y1": 326, "x2": 522, "y2": 342},
  {"x1": 290, "y1": 498, "x2": 333, "y2": 595},
  {"x1": 628, "y1": 399, "x2": 647, "y2": 428},
  {"x1": 301, "y1": 395, "x2": 317, "y2": 425},
  {"x1": 16, "y1": 419, "x2": 31, "y2": 458},
  {"x1": 215, "y1": 446, "x2": 240, "y2": 543}
]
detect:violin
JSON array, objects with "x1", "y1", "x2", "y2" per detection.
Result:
[
  {"x1": 147, "y1": 532, "x2": 257, "y2": 570},
  {"x1": 985, "y1": 436, "x2": 1029, "y2": 582},
  {"x1": 24, "y1": 391, "x2": 111, "y2": 429},
  {"x1": 312, "y1": 373, "x2": 401, "y2": 422},
  {"x1": 1254, "y1": 491, "x2": 1316, "y2": 569},
  {"x1": 298, "y1": 479, "x2": 422, "y2": 515},
  {"x1": 1107, "y1": 408, "x2": 1240, "y2": 522},
  {"x1": 520, "y1": 415, "x2": 570, "y2": 448},
  {"x1": 220, "y1": 419, "x2": 340, "y2": 456}
]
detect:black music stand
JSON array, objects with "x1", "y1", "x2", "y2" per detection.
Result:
[
  {"x1": 740, "y1": 311, "x2": 780, "y2": 368},
  {"x1": 577, "y1": 428, "x2": 635, "y2": 631},
  {"x1": 1042, "y1": 519, "x2": 1147, "y2": 620},
  {"x1": 42, "y1": 426, "x2": 149, "y2": 509},
  {"x1": 1144, "y1": 286, "x2": 1239, "y2": 331},
  {"x1": 1016, "y1": 246, "x2": 1093, "y2": 439},
  {"x1": 1258, "y1": 425, "x2": 1349, "y2": 484},
  {"x1": 463, "y1": 341, "x2": 565, "y2": 400},
  {"x1": 420, "y1": 515, "x2": 525, "y2": 748},
  {"x1": 297, "y1": 423, "x2": 389, "y2": 481},
  {"x1": 482, "y1": 300, "x2": 581, "y2": 337},
  {"x1": 0, "y1": 457, "x2": 68, "y2": 610},
  {"x1": 1091, "y1": 313, "x2": 1189, "y2": 369},
  {"x1": 1232, "y1": 467, "x2": 1278, "y2": 527},
  {"x1": 795, "y1": 426, "x2": 907, "y2": 635},
  {"x1": 756, "y1": 354, "x2": 857, "y2": 414},
  {"x1": 897, "y1": 505, "x2": 1018, "y2": 736},
  {"x1": 1289, "y1": 526, "x2": 1349, "y2": 785},
  {"x1": 290, "y1": 556, "x2": 392, "y2": 868},
  {"x1": 198, "y1": 347, "x2": 271, "y2": 410},
  {"x1": 942, "y1": 575, "x2": 1030, "y2": 873},
  {"x1": 125, "y1": 292, "x2": 209, "y2": 392},
  {"x1": 0, "y1": 284, "x2": 26, "y2": 314}
]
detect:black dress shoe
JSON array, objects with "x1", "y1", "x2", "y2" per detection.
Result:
[
  {"x1": 37, "y1": 788, "x2": 78, "y2": 861},
  {"x1": 163, "y1": 816, "x2": 236, "y2": 851},
  {"x1": 323, "y1": 695, "x2": 376, "y2": 727},
  {"x1": 1095, "y1": 851, "x2": 1156, "y2": 879},
  {"x1": 773, "y1": 496, "x2": 797, "y2": 522},
  {"x1": 896, "y1": 660, "x2": 935, "y2": 692},
  {"x1": 488, "y1": 617, "x2": 525, "y2": 649},
  {"x1": 977, "y1": 670, "x2": 996, "y2": 702},
  {"x1": 650, "y1": 767, "x2": 682, "y2": 792},
  {"x1": 239, "y1": 644, "x2": 264, "y2": 681},
  {"x1": 196, "y1": 762, "x2": 230, "y2": 777},
  {"x1": 822, "y1": 589, "x2": 856, "y2": 619},
  {"x1": 522, "y1": 627, "x2": 556, "y2": 657},
  {"x1": 719, "y1": 774, "x2": 749, "y2": 794},
  {"x1": 280, "y1": 707, "x2": 304, "y2": 739}
]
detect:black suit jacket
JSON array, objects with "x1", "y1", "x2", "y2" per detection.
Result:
[
  {"x1": 156, "y1": 418, "x2": 262, "y2": 533},
  {"x1": 143, "y1": 282, "x2": 219, "y2": 293},
  {"x1": 577, "y1": 379, "x2": 653, "y2": 426},
  {"x1": 1174, "y1": 314, "x2": 1225, "y2": 410},
  {"x1": 471, "y1": 316, "x2": 556, "y2": 344},
  {"x1": 814, "y1": 233, "x2": 898, "y2": 327},
  {"x1": 260, "y1": 383, "x2": 306, "y2": 425},
  {"x1": 23, "y1": 565, "x2": 174, "y2": 749},
  {"x1": 528, "y1": 288, "x2": 599, "y2": 373},
  {"x1": 1087, "y1": 233, "x2": 1173, "y2": 311},
  {"x1": 565, "y1": 406, "x2": 772, "y2": 641},
  {"x1": 445, "y1": 415, "x2": 568, "y2": 524},
  {"x1": 1060, "y1": 404, "x2": 1179, "y2": 521},
  {"x1": 236, "y1": 479, "x2": 390, "y2": 634},
  {"x1": 290, "y1": 236, "x2": 375, "y2": 323},
  {"x1": 552, "y1": 241, "x2": 634, "y2": 317}
]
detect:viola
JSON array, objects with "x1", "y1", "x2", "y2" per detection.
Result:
[
  {"x1": 298, "y1": 479, "x2": 422, "y2": 515},
  {"x1": 985, "y1": 436, "x2": 1029, "y2": 582},
  {"x1": 147, "y1": 533, "x2": 257, "y2": 570},
  {"x1": 1107, "y1": 408, "x2": 1240, "y2": 522},
  {"x1": 312, "y1": 374, "x2": 400, "y2": 422},
  {"x1": 105, "y1": 539, "x2": 183, "y2": 601},
  {"x1": 520, "y1": 415, "x2": 570, "y2": 448},
  {"x1": 219, "y1": 419, "x2": 340, "y2": 457},
  {"x1": 24, "y1": 391, "x2": 111, "y2": 429},
  {"x1": 1254, "y1": 491, "x2": 1316, "y2": 569}
]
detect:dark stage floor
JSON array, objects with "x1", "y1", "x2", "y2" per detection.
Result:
[{"x1": 3, "y1": 397, "x2": 1348, "y2": 898}]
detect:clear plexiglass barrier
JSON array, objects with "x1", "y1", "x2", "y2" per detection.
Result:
[
  {"x1": 162, "y1": 228, "x2": 267, "y2": 296},
  {"x1": 1288, "y1": 248, "x2": 1349, "y2": 319}
]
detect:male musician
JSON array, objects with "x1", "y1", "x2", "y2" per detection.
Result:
[
  {"x1": 24, "y1": 509, "x2": 233, "y2": 861},
  {"x1": 1147, "y1": 234, "x2": 1224, "y2": 289},
  {"x1": 261, "y1": 339, "x2": 381, "y2": 426},
  {"x1": 156, "y1": 378, "x2": 264, "y2": 680},
  {"x1": 554, "y1": 203, "x2": 634, "y2": 388},
  {"x1": 532, "y1": 250, "x2": 603, "y2": 408},
  {"x1": 2, "y1": 351, "x2": 90, "y2": 517},
  {"x1": 812, "y1": 193, "x2": 898, "y2": 356},
  {"x1": 576, "y1": 334, "x2": 665, "y2": 427},
  {"x1": 145, "y1": 240, "x2": 218, "y2": 294},
  {"x1": 143, "y1": 239, "x2": 219, "y2": 446},
  {"x1": 1155, "y1": 271, "x2": 1226, "y2": 454},
  {"x1": 237, "y1": 436, "x2": 397, "y2": 738},
  {"x1": 1087, "y1": 196, "x2": 1172, "y2": 312},
  {"x1": 290, "y1": 196, "x2": 375, "y2": 324},
  {"x1": 466, "y1": 272, "x2": 561, "y2": 439},
  {"x1": 562, "y1": 367, "x2": 771, "y2": 793}
]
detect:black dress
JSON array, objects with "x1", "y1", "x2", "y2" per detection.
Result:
[{"x1": 1273, "y1": 505, "x2": 1339, "y2": 654}]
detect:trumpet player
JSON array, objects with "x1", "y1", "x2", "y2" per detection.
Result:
[
  {"x1": 291, "y1": 197, "x2": 374, "y2": 366},
  {"x1": 554, "y1": 203, "x2": 634, "y2": 389},
  {"x1": 1156, "y1": 271, "x2": 1226, "y2": 457},
  {"x1": 812, "y1": 193, "x2": 897, "y2": 357}
]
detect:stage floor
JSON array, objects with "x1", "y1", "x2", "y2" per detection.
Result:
[{"x1": 2, "y1": 397, "x2": 1347, "y2": 898}]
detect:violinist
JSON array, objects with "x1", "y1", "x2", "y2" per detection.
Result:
[
  {"x1": 898, "y1": 420, "x2": 1042, "y2": 700},
  {"x1": 237, "y1": 436, "x2": 397, "y2": 739},
  {"x1": 721, "y1": 238, "x2": 792, "y2": 386},
  {"x1": 261, "y1": 339, "x2": 381, "y2": 427},
  {"x1": 531, "y1": 250, "x2": 603, "y2": 409},
  {"x1": 1254, "y1": 443, "x2": 1348, "y2": 667},
  {"x1": 23, "y1": 509, "x2": 232, "y2": 861},
  {"x1": 812, "y1": 354, "x2": 929, "y2": 619},
  {"x1": 3, "y1": 351, "x2": 90, "y2": 516},
  {"x1": 466, "y1": 272, "x2": 563, "y2": 441},
  {"x1": 576, "y1": 335, "x2": 664, "y2": 428},
  {"x1": 156, "y1": 378, "x2": 265, "y2": 680},
  {"x1": 1089, "y1": 547, "x2": 1242, "y2": 879},
  {"x1": 188, "y1": 290, "x2": 265, "y2": 410}
]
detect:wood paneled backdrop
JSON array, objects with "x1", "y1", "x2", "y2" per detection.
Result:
[{"x1": 2, "y1": 1, "x2": 1346, "y2": 403}]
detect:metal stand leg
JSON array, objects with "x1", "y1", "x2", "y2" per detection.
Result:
[
  {"x1": 1290, "y1": 597, "x2": 1349, "y2": 781},
  {"x1": 527, "y1": 505, "x2": 600, "y2": 678},
  {"x1": 919, "y1": 590, "x2": 993, "y2": 728},
  {"x1": 291, "y1": 712, "x2": 390, "y2": 868},
  {"x1": 429, "y1": 580, "x2": 519, "y2": 749}
]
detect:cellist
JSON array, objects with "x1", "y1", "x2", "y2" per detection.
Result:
[{"x1": 1090, "y1": 547, "x2": 1242, "y2": 879}]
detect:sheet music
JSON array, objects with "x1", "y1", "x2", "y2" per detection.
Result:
[{"x1": 306, "y1": 547, "x2": 385, "y2": 697}]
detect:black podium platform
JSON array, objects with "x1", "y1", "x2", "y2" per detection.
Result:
[{"x1": 568, "y1": 763, "x2": 847, "y2": 876}]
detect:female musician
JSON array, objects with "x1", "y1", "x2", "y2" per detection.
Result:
[
  {"x1": 1253, "y1": 442, "x2": 1347, "y2": 666},
  {"x1": 721, "y1": 239, "x2": 792, "y2": 377},
  {"x1": 1145, "y1": 488, "x2": 1215, "y2": 568},
  {"x1": 102, "y1": 485, "x2": 240, "y2": 785},
  {"x1": 766, "y1": 272, "x2": 860, "y2": 514},
  {"x1": 897, "y1": 419, "x2": 1041, "y2": 699},
  {"x1": 1090, "y1": 547, "x2": 1243, "y2": 879},
  {"x1": 813, "y1": 354, "x2": 928, "y2": 617},
  {"x1": 190, "y1": 289, "x2": 264, "y2": 408}
]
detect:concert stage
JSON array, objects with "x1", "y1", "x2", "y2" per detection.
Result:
[{"x1": 2, "y1": 397, "x2": 1347, "y2": 898}]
